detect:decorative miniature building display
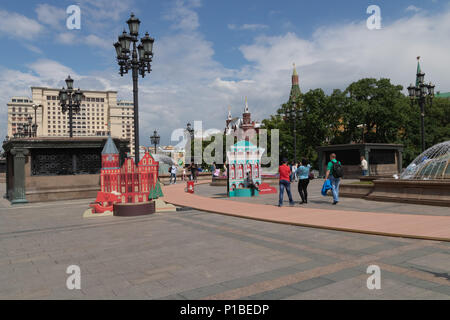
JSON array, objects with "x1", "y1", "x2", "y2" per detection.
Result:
[
  {"x1": 91, "y1": 136, "x2": 159, "y2": 213},
  {"x1": 226, "y1": 140, "x2": 264, "y2": 196}
]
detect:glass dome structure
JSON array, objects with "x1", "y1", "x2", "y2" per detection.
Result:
[{"x1": 400, "y1": 140, "x2": 450, "y2": 180}]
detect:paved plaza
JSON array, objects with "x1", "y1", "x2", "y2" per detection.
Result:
[
  {"x1": 198, "y1": 180, "x2": 450, "y2": 216},
  {"x1": 0, "y1": 183, "x2": 449, "y2": 300}
]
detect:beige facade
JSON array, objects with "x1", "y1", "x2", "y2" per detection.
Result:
[{"x1": 7, "y1": 88, "x2": 136, "y2": 155}]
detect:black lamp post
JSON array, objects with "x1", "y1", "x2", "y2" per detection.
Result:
[
  {"x1": 186, "y1": 122, "x2": 194, "y2": 140},
  {"x1": 114, "y1": 13, "x2": 154, "y2": 165},
  {"x1": 186, "y1": 122, "x2": 194, "y2": 163},
  {"x1": 26, "y1": 115, "x2": 33, "y2": 138},
  {"x1": 285, "y1": 97, "x2": 303, "y2": 164},
  {"x1": 58, "y1": 75, "x2": 84, "y2": 138},
  {"x1": 32, "y1": 104, "x2": 42, "y2": 137},
  {"x1": 150, "y1": 129, "x2": 160, "y2": 154},
  {"x1": 407, "y1": 57, "x2": 435, "y2": 152}
]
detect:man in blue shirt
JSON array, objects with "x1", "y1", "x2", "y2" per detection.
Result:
[{"x1": 325, "y1": 153, "x2": 341, "y2": 205}]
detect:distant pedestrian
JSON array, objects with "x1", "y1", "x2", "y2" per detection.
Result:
[
  {"x1": 291, "y1": 163, "x2": 298, "y2": 182},
  {"x1": 211, "y1": 162, "x2": 217, "y2": 179},
  {"x1": 296, "y1": 158, "x2": 311, "y2": 204},
  {"x1": 278, "y1": 158, "x2": 295, "y2": 207},
  {"x1": 170, "y1": 164, "x2": 177, "y2": 184},
  {"x1": 182, "y1": 168, "x2": 186, "y2": 181},
  {"x1": 325, "y1": 153, "x2": 343, "y2": 205},
  {"x1": 360, "y1": 156, "x2": 368, "y2": 176},
  {"x1": 189, "y1": 162, "x2": 198, "y2": 182}
]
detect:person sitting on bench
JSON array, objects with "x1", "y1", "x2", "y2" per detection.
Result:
[{"x1": 244, "y1": 171, "x2": 259, "y2": 196}]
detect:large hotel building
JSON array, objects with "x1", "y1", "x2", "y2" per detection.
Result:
[{"x1": 7, "y1": 87, "x2": 136, "y2": 155}]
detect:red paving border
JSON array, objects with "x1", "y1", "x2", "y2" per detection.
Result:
[{"x1": 162, "y1": 182, "x2": 450, "y2": 242}]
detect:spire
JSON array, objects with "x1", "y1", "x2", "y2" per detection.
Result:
[
  {"x1": 244, "y1": 96, "x2": 249, "y2": 113},
  {"x1": 102, "y1": 136, "x2": 119, "y2": 154},
  {"x1": 292, "y1": 62, "x2": 298, "y2": 76},
  {"x1": 289, "y1": 63, "x2": 301, "y2": 101},
  {"x1": 416, "y1": 56, "x2": 422, "y2": 87},
  {"x1": 292, "y1": 62, "x2": 299, "y2": 86},
  {"x1": 227, "y1": 106, "x2": 232, "y2": 120}
]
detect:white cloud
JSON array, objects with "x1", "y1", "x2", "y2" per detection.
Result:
[
  {"x1": 57, "y1": 32, "x2": 113, "y2": 50},
  {"x1": 2, "y1": 3, "x2": 450, "y2": 148},
  {"x1": 35, "y1": 4, "x2": 66, "y2": 30},
  {"x1": 27, "y1": 59, "x2": 78, "y2": 85},
  {"x1": 163, "y1": 0, "x2": 202, "y2": 31},
  {"x1": 57, "y1": 32, "x2": 77, "y2": 45},
  {"x1": 78, "y1": 0, "x2": 134, "y2": 22},
  {"x1": 406, "y1": 5, "x2": 421, "y2": 12},
  {"x1": 84, "y1": 34, "x2": 112, "y2": 49},
  {"x1": 0, "y1": 10, "x2": 44, "y2": 39},
  {"x1": 228, "y1": 23, "x2": 269, "y2": 31}
]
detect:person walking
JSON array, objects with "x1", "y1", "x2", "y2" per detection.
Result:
[
  {"x1": 182, "y1": 167, "x2": 186, "y2": 181},
  {"x1": 189, "y1": 162, "x2": 198, "y2": 183},
  {"x1": 296, "y1": 158, "x2": 311, "y2": 204},
  {"x1": 292, "y1": 162, "x2": 298, "y2": 182},
  {"x1": 360, "y1": 156, "x2": 368, "y2": 176},
  {"x1": 169, "y1": 164, "x2": 177, "y2": 184},
  {"x1": 278, "y1": 158, "x2": 295, "y2": 207},
  {"x1": 211, "y1": 162, "x2": 217, "y2": 180},
  {"x1": 325, "y1": 153, "x2": 343, "y2": 205}
]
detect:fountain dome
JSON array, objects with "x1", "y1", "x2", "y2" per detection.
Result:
[{"x1": 400, "y1": 140, "x2": 450, "y2": 180}]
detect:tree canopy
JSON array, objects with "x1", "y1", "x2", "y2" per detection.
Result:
[{"x1": 262, "y1": 78, "x2": 450, "y2": 168}]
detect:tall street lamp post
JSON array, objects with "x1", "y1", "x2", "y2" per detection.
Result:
[
  {"x1": 114, "y1": 13, "x2": 155, "y2": 165},
  {"x1": 32, "y1": 104, "x2": 42, "y2": 137},
  {"x1": 407, "y1": 57, "x2": 435, "y2": 152},
  {"x1": 186, "y1": 122, "x2": 194, "y2": 163},
  {"x1": 286, "y1": 98, "x2": 303, "y2": 164},
  {"x1": 150, "y1": 129, "x2": 160, "y2": 155},
  {"x1": 58, "y1": 76, "x2": 84, "y2": 138}
]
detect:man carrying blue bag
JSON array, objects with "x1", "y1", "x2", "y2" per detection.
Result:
[{"x1": 324, "y1": 153, "x2": 343, "y2": 205}]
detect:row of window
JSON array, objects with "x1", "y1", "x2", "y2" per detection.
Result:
[
  {"x1": 10, "y1": 108, "x2": 28, "y2": 113},
  {"x1": 11, "y1": 99, "x2": 30, "y2": 103},
  {"x1": 46, "y1": 96, "x2": 105, "y2": 103}
]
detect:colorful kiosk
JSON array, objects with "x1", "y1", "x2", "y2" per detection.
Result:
[{"x1": 227, "y1": 140, "x2": 264, "y2": 197}]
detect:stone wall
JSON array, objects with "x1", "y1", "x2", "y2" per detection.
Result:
[
  {"x1": 365, "y1": 179, "x2": 450, "y2": 207},
  {"x1": 25, "y1": 174, "x2": 100, "y2": 202}
]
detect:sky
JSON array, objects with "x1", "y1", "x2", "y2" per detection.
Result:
[{"x1": 0, "y1": 0, "x2": 449, "y2": 146}]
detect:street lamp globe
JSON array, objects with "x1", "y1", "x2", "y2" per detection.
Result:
[
  {"x1": 428, "y1": 82, "x2": 435, "y2": 96},
  {"x1": 417, "y1": 72, "x2": 425, "y2": 84},
  {"x1": 141, "y1": 32, "x2": 154, "y2": 56},
  {"x1": 59, "y1": 88, "x2": 68, "y2": 103},
  {"x1": 65, "y1": 75, "x2": 74, "y2": 90},
  {"x1": 114, "y1": 42, "x2": 122, "y2": 59},
  {"x1": 119, "y1": 30, "x2": 132, "y2": 53},
  {"x1": 74, "y1": 88, "x2": 83, "y2": 103},
  {"x1": 137, "y1": 44, "x2": 144, "y2": 61},
  {"x1": 127, "y1": 13, "x2": 141, "y2": 36}
]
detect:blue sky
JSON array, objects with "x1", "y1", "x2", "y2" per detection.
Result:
[{"x1": 0, "y1": 0, "x2": 449, "y2": 145}]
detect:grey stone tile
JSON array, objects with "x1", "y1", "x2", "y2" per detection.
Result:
[
  {"x1": 245, "y1": 286, "x2": 300, "y2": 300},
  {"x1": 288, "y1": 277, "x2": 335, "y2": 292}
]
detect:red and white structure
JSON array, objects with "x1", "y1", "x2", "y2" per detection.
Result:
[{"x1": 92, "y1": 136, "x2": 159, "y2": 213}]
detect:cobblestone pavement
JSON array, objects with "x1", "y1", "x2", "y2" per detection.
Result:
[
  {"x1": 195, "y1": 180, "x2": 450, "y2": 216},
  {"x1": 0, "y1": 191, "x2": 448, "y2": 299}
]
